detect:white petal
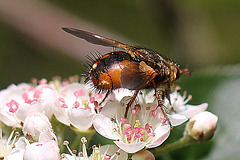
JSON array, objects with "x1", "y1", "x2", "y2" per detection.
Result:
[
  {"x1": 7, "y1": 137, "x2": 29, "y2": 160},
  {"x1": 22, "y1": 112, "x2": 52, "y2": 141},
  {"x1": 52, "y1": 102, "x2": 70, "y2": 126},
  {"x1": 144, "y1": 90, "x2": 156, "y2": 103},
  {"x1": 114, "y1": 141, "x2": 146, "y2": 153},
  {"x1": 146, "y1": 125, "x2": 170, "y2": 148},
  {"x1": 39, "y1": 129, "x2": 58, "y2": 144},
  {"x1": 169, "y1": 114, "x2": 188, "y2": 126},
  {"x1": 179, "y1": 103, "x2": 208, "y2": 118},
  {"x1": 67, "y1": 108, "x2": 95, "y2": 131},
  {"x1": 113, "y1": 89, "x2": 134, "y2": 102},
  {"x1": 15, "y1": 137, "x2": 30, "y2": 148},
  {"x1": 24, "y1": 141, "x2": 60, "y2": 160},
  {"x1": 0, "y1": 108, "x2": 21, "y2": 127},
  {"x1": 100, "y1": 100, "x2": 121, "y2": 118},
  {"x1": 15, "y1": 102, "x2": 43, "y2": 121},
  {"x1": 40, "y1": 88, "x2": 57, "y2": 118},
  {"x1": 93, "y1": 114, "x2": 120, "y2": 140}
]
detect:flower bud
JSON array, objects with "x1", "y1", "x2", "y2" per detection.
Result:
[
  {"x1": 22, "y1": 112, "x2": 52, "y2": 142},
  {"x1": 186, "y1": 111, "x2": 218, "y2": 141},
  {"x1": 131, "y1": 150, "x2": 155, "y2": 160}
]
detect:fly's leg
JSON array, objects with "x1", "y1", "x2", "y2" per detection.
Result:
[
  {"x1": 99, "y1": 90, "x2": 110, "y2": 106},
  {"x1": 124, "y1": 89, "x2": 140, "y2": 118},
  {"x1": 152, "y1": 81, "x2": 172, "y2": 129}
]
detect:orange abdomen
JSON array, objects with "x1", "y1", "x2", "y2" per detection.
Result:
[{"x1": 88, "y1": 51, "x2": 133, "y2": 91}]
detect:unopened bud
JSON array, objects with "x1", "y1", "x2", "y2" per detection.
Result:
[
  {"x1": 22, "y1": 112, "x2": 52, "y2": 142},
  {"x1": 131, "y1": 150, "x2": 155, "y2": 160},
  {"x1": 186, "y1": 111, "x2": 218, "y2": 141}
]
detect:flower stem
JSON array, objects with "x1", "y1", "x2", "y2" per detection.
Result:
[{"x1": 153, "y1": 134, "x2": 197, "y2": 157}]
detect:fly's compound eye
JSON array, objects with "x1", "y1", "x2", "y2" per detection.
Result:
[{"x1": 174, "y1": 66, "x2": 181, "y2": 80}]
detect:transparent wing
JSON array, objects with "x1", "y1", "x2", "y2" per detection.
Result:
[{"x1": 121, "y1": 62, "x2": 157, "y2": 90}]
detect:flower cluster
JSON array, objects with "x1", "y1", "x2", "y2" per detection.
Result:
[{"x1": 0, "y1": 76, "x2": 218, "y2": 159}]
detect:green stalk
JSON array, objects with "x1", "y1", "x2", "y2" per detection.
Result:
[{"x1": 153, "y1": 134, "x2": 197, "y2": 157}]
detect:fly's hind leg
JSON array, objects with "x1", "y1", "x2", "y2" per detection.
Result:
[
  {"x1": 152, "y1": 81, "x2": 172, "y2": 129},
  {"x1": 124, "y1": 89, "x2": 140, "y2": 118}
]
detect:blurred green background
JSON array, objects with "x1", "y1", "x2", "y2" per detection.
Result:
[{"x1": 0, "y1": 0, "x2": 240, "y2": 159}]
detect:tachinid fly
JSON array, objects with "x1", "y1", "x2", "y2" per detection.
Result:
[{"x1": 62, "y1": 27, "x2": 191, "y2": 127}]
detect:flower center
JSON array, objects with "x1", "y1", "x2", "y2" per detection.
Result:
[{"x1": 114, "y1": 104, "x2": 165, "y2": 143}]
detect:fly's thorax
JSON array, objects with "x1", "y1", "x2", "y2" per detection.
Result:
[{"x1": 154, "y1": 61, "x2": 180, "y2": 82}]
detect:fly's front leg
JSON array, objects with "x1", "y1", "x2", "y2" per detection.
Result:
[
  {"x1": 99, "y1": 90, "x2": 110, "y2": 106},
  {"x1": 152, "y1": 81, "x2": 172, "y2": 129},
  {"x1": 124, "y1": 89, "x2": 140, "y2": 118}
]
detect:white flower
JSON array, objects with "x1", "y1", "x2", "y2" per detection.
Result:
[
  {"x1": 61, "y1": 137, "x2": 128, "y2": 160},
  {"x1": 113, "y1": 89, "x2": 134, "y2": 102},
  {"x1": 23, "y1": 129, "x2": 60, "y2": 160},
  {"x1": 164, "y1": 89, "x2": 208, "y2": 126},
  {"x1": 114, "y1": 88, "x2": 207, "y2": 127},
  {"x1": 93, "y1": 97, "x2": 173, "y2": 153},
  {"x1": 113, "y1": 89, "x2": 155, "y2": 104},
  {"x1": 22, "y1": 112, "x2": 52, "y2": 142},
  {"x1": 0, "y1": 83, "x2": 32, "y2": 127},
  {"x1": 186, "y1": 111, "x2": 218, "y2": 141},
  {"x1": 0, "y1": 127, "x2": 29, "y2": 159},
  {"x1": 53, "y1": 83, "x2": 107, "y2": 131},
  {"x1": 0, "y1": 82, "x2": 56, "y2": 127}
]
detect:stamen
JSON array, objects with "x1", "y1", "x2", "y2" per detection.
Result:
[
  {"x1": 135, "y1": 104, "x2": 141, "y2": 110},
  {"x1": 61, "y1": 104, "x2": 68, "y2": 108},
  {"x1": 120, "y1": 118, "x2": 127, "y2": 124},
  {"x1": 22, "y1": 93, "x2": 31, "y2": 103},
  {"x1": 6, "y1": 100, "x2": 19, "y2": 113},
  {"x1": 74, "y1": 90, "x2": 85, "y2": 97},
  {"x1": 83, "y1": 100, "x2": 89, "y2": 109},
  {"x1": 134, "y1": 120, "x2": 141, "y2": 128},
  {"x1": 123, "y1": 124, "x2": 131, "y2": 130},
  {"x1": 58, "y1": 97, "x2": 65, "y2": 103},
  {"x1": 33, "y1": 89, "x2": 42, "y2": 99},
  {"x1": 73, "y1": 101, "x2": 80, "y2": 108},
  {"x1": 95, "y1": 93, "x2": 102, "y2": 99},
  {"x1": 184, "y1": 95, "x2": 192, "y2": 104},
  {"x1": 94, "y1": 101, "x2": 98, "y2": 109},
  {"x1": 131, "y1": 107, "x2": 138, "y2": 115},
  {"x1": 145, "y1": 123, "x2": 152, "y2": 133},
  {"x1": 149, "y1": 109, "x2": 157, "y2": 118},
  {"x1": 81, "y1": 137, "x2": 88, "y2": 158},
  {"x1": 183, "y1": 91, "x2": 187, "y2": 99},
  {"x1": 72, "y1": 150, "x2": 77, "y2": 155},
  {"x1": 104, "y1": 153, "x2": 111, "y2": 159},
  {"x1": 90, "y1": 97, "x2": 95, "y2": 103},
  {"x1": 63, "y1": 141, "x2": 75, "y2": 157},
  {"x1": 160, "y1": 117, "x2": 167, "y2": 123}
]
